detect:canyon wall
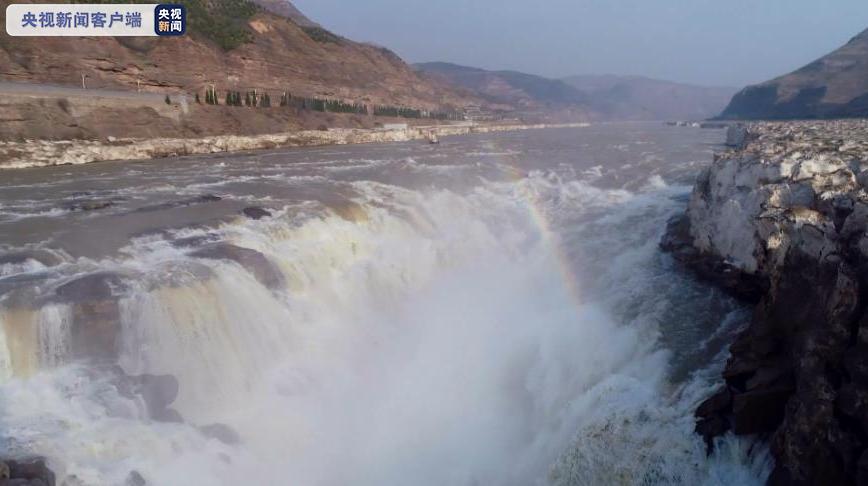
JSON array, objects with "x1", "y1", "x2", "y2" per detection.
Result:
[{"x1": 663, "y1": 120, "x2": 868, "y2": 484}]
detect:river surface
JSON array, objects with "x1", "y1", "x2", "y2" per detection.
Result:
[{"x1": 0, "y1": 123, "x2": 770, "y2": 485}]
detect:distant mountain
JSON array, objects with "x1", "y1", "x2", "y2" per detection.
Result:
[
  {"x1": 563, "y1": 75, "x2": 737, "y2": 121},
  {"x1": 720, "y1": 28, "x2": 868, "y2": 119},
  {"x1": 414, "y1": 62, "x2": 588, "y2": 110},
  {"x1": 416, "y1": 62, "x2": 735, "y2": 121}
]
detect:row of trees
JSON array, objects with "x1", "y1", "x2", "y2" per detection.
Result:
[
  {"x1": 374, "y1": 105, "x2": 463, "y2": 121},
  {"x1": 195, "y1": 88, "x2": 464, "y2": 120},
  {"x1": 279, "y1": 92, "x2": 368, "y2": 114}
]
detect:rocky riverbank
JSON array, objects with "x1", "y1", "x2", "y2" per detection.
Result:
[
  {"x1": 0, "y1": 123, "x2": 587, "y2": 170},
  {"x1": 662, "y1": 120, "x2": 868, "y2": 484}
]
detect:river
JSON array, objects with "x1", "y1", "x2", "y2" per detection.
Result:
[{"x1": 0, "y1": 123, "x2": 770, "y2": 485}]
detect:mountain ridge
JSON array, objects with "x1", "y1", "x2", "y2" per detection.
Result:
[
  {"x1": 563, "y1": 74, "x2": 737, "y2": 121},
  {"x1": 719, "y1": 27, "x2": 868, "y2": 119},
  {"x1": 414, "y1": 62, "x2": 588, "y2": 108},
  {"x1": 416, "y1": 61, "x2": 737, "y2": 121}
]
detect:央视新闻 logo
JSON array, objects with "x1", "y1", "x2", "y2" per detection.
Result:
[{"x1": 155, "y1": 4, "x2": 185, "y2": 36}]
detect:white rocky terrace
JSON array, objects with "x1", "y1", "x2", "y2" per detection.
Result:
[{"x1": 688, "y1": 120, "x2": 868, "y2": 275}]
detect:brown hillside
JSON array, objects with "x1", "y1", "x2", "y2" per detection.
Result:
[{"x1": 0, "y1": 0, "x2": 474, "y2": 111}]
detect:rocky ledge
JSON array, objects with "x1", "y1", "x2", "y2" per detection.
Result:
[
  {"x1": 0, "y1": 123, "x2": 588, "y2": 170},
  {"x1": 662, "y1": 120, "x2": 868, "y2": 485}
]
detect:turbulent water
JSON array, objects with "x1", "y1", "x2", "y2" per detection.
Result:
[{"x1": 0, "y1": 124, "x2": 771, "y2": 485}]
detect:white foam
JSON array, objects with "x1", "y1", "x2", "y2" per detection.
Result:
[{"x1": 0, "y1": 171, "x2": 768, "y2": 485}]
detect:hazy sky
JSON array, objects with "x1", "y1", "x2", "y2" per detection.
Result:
[{"x1": 292, "y1": 0, "x2": 868, "y2": 88}]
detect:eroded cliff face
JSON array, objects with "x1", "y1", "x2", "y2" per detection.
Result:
[{"x1": 663, "y1": 121, "x2": 868, "y2": 485}]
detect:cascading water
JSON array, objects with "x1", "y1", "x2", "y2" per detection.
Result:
[{"x1": 0, "y1": 124, "x2": 771, "y2": 485}]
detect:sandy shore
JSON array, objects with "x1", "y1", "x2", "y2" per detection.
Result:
[{"x1": 0, "y1": 122, "x2": 588, "y2": 169}]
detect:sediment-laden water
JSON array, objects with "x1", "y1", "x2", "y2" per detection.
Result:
[{"x1": 0, "y1": 124, "x2": 770, "y2": 485}]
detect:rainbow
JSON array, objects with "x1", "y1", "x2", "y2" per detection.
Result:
[{"x1": 479, "y1": 139, "x2": 585, "y2": 307}]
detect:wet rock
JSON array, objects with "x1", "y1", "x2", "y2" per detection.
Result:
[
  {"x1": 137, "y1": 374, "x2": 179, "y2": 408},
  {"x1": 695, "y1": 387, "x2": 734, "y2": 453},
  {"x1": 170, "y1": 234, "x2": 221, "y2": 249},
  {"x1": 62, "y1": 200, "x2": 115, "y2": 212},
  {"x1": 0, "y1": 250, "x2": 63, "y2": 268},
  {"x1": 242, "y1": 207, "x2": 272, "y2": 220},
  {"x1": 60, "y1": 474, "x2": 85, "y2": 486},
  {"x1": 844, "y1": 344, "x2": 868, "y2": 382},
  {"x1": 191, "y1": 243, "x2": 285, "y2": 290},
  {"x1": 125, "y1": 471, "x2": 146, "y2": 486},
  {"x1": 695, "y1": 416, "x2": 729, "y2": 454},
  {"x1": 199, "y1": 423, "x2": 241, "y2": 445},
  {"x1": 0, "y1": 458, "x2": 55, "y2": 486},
  {"x1": 54, "y1": 273, "x2": 127, "y2": 361},
  {"x1": 858, "y1": 450, "x2": 868, "y2": 486},
  {"x1": 744, "y1": 362, "x2": 794, "y2": 392},
  {"x1": 696, "y1": 387, "x2": 732, "y2": 418},
  {"x1": 725, "y1": 124, "x2": 749, "y2": 148},
  {"x1": 70, "y1": 300, "x2": 121, "y2": 360},
  {"x1": 700, "y1": 121, "x2": 731, "y2": 130},
  {"x1": 836, "y1": 384, "x2": 868, "y2": 433},
  {"x1": 3, "y1": 479, "x2": 49, "y2": 486},
  {"x1": 132, "y1": 374, "x2": 181, "y2": 422},
  {"x1": 109, "y1": 368, "x2": 184, "y2": 423},
  {"x1": 54, "y1": 272, "x2": 126, "y2": 302},
  {"x1": 659, "y1": 213, "x2": 693, "y2": 257},
  {"x1": 732, "y1": 387, "x2": 790, "y2": 434},
  {"x1": 134, "y1": 194, "x2": 222, "y2": 213},
  {"x1": 328, "y1": 199, "x2": 369, "y2": 223},
  {"x1": 0, "y1": 254, "x2": 30, "y2": 267}
]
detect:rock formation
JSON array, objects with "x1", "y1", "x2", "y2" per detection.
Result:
[
  {"x1": 719, "y1": 28, "x2": 868, "y2": 120},
  {"x1": 663, "y1": 120, "x2": 868, "y2": 484},
  {"x1": 0, "y1": 457, "x2": 55, "y2": 485}
]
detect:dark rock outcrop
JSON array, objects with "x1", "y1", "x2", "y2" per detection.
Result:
[
  {"x1": 110, "y1": 368, "x2": 183, "y2": 423},
  {"x1": 0, "y1": 457, "x2": 55, "y2": 486},
  {"x1": 125, "y1": 470, "x2": 146, "y2": 486},
  {"x1": 241, "y1": 207, "x2": 272, "y2": 220},
  {"x1": 198, "y1": 423, "x2": 241, "y2": 445},
  {"x1": 191, "y1": 243, "x2": 285, "y2": 290},
  {"x1": 62, "y1": 199, "x2": 116, "y2": 212},
  {"x1": 133, "y1": 194, "x2": 222, "y2": 213},
  {"x1": 53, "y1": 272, "x2": 129, "y2": 361},
  {"x1": 663, "y1": 120, "x2": 868, "y2": 484}
]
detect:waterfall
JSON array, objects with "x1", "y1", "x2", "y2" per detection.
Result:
[{"x1": 0, "y1": 129, "x2": 771, "y2": 485}]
